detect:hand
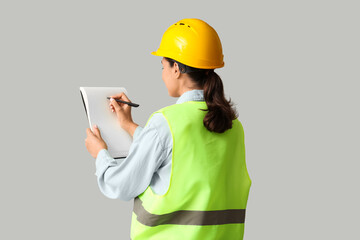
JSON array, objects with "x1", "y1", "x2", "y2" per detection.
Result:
[
  {"x1": 109, "y1": 92, "x2": 138, "y2": 136},
  {"x1": 85, "y1": 125, "x2": 108, "y2": 158}
]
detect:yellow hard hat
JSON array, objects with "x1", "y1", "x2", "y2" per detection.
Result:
[{"x1": 151, "y1": 18, "x2": 224, "y2": 69}]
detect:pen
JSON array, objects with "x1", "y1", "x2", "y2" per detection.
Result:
[{"x1": 107, "y1": 97, "x2": 140, "y2": 107}]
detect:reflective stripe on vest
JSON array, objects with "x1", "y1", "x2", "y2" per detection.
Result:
[{"x1": 134, "y1": 197, "x2": 246, "y2": 226}]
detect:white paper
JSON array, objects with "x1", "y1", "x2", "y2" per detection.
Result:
[{"x1": 80, "y1": 87, "x2": 133, "y2": 158}]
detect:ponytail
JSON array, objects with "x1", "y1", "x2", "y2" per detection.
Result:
[
  {"x1": 200, "y1": 70, "x2": 238, "y2": 133},
  {"x1": 164, "y1": 57, "x2": 238, "y2": 133}
]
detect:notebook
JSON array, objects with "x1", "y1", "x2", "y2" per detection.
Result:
[{"x1": 80, "y1": 87, "x2": 133, "y2": 159}]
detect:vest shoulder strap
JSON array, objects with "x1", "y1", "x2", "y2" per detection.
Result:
[{"x1": 145, "y1": 101, "x2": 203, "y2": 127}]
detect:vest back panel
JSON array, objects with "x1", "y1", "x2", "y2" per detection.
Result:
[{"x1": 131, "y1": 101, "x2": 251, "y2": 239}]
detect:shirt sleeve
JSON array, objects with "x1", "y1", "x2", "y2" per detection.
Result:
[{"x1": 94, "y1": 114, "x2": 168, "y2": 201}]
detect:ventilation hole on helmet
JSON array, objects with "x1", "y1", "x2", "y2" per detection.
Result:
[
  {"x1": 179, "y1": 23, "x2": 185, "y2": 25},
  {"x1": 188, "y1": 25, "x2": 191, "y2": 28}
]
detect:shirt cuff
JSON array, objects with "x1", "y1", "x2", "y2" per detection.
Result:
[
  {"x1": 133, "y1": 126, "x2": 143, "y2": 140},
  {"x1": 94, "y1": 149, "x2": 118, "y2": 176}
]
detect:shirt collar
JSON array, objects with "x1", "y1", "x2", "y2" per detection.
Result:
[{"x1": 176, "y1": 89, "x2": 205, "y2": 104}]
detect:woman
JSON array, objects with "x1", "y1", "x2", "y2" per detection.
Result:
[{"x1": 85, "y1": 18, "x2": 251, "y2": 240}]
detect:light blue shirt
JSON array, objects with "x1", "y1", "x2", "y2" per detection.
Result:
[{"x1": 95, "y1": 89, "x2": 205, "y2": 201}]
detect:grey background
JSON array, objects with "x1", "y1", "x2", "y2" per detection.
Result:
[{"x1": 1, "y1": 0, "x2": 359, "y2": 239}]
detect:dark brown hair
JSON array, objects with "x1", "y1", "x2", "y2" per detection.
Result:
[{"x1": 164, "y1": 57, "x2": 238, "y2": 133}]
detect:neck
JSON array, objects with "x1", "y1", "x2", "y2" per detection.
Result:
[{"x1": 176, "y1": 76, "x2": 203, "y2": 97}]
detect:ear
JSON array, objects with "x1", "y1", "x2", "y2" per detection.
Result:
[{"x1": 173, "y1": 62, "x2": 181, "y2": 79}]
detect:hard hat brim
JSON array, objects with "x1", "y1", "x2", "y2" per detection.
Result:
[{"x1": 151, "y1": 49, "x2": 224, "y2": 69}]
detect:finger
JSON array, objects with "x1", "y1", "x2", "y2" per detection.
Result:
[
  {"x1": 86, "y1": 128, "x2": 93, "y2": 136},
  {"x1": 110, "y1": 98, "x2": 121, "y2": 112},
  {"x1": 92, "y1": 125, "x2": 102, "y2": 138},
  {"x1": 120, "y1": 93, "x2": 131, "y2": 102},
  {"x1": 109, "y1": 104, "x2": 115, "y2": 112}
]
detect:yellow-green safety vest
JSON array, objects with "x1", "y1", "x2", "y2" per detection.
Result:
[{"x1": 131, "y1": 101, "x2": 251, "y2": 240}]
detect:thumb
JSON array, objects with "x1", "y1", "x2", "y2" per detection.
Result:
[
  {"x1": 86, "y1": 127, "x2": 94, "y2": 137},
  {"x1": 92, "y1": 125, "x2": 102, "y2": 138}
]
